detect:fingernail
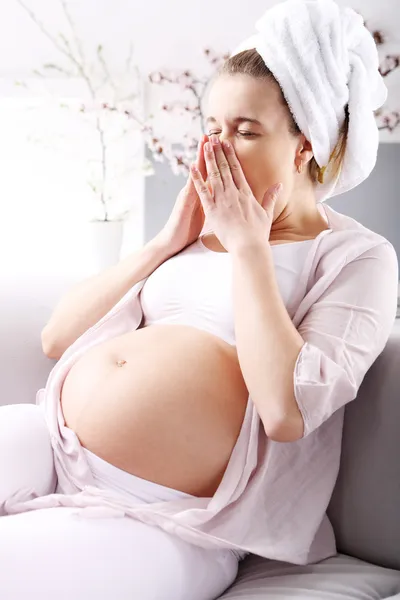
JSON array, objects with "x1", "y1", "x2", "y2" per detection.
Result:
[{"x1": 274, "y1": 183, "x2": 283, "y2": 193}]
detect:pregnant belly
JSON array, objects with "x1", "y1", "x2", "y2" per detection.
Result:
[{"x1": 60, "y1": 324, "x2": 249, "y2": 497}]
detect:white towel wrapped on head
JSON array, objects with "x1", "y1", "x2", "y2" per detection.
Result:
[{"x1": 231, "y1": 0, "x2": 388, "y2": 202}]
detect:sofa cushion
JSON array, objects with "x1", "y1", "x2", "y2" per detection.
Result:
[
  {"x1": 327, "y1": 323, "x2": 400, "y2": 571},
  {"x1": 219, "y1": 553, "x2": 400, "y2": 599},
  {"x1": 0, "y1": 272, "x2": 82, "y2": 407}
]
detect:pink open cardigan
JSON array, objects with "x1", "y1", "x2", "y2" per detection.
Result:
[{"x1": 4, "y1": 203, "x2": 398, "y2": 565}]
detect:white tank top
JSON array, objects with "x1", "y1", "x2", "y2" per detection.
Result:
[{"x1": 139, "y1": 236, "x2": 314, "y2": 346}]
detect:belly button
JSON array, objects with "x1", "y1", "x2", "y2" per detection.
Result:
[{"x1": 116, "y1": 359, "x2": 127, "y2": 367}]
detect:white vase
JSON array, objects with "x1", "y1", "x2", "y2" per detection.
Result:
[{"x1": 87, "y1": 220, "x2": 125, "y2": 272}]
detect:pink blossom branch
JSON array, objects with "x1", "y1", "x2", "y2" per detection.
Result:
[
  {"x1": 376, "y1": 110, "x2": 400, "y2": 132},
  {"x1": 144, "y1": 48, "x2": 229, "y2": 174}
]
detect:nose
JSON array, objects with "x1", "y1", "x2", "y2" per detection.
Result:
[{"x1": 218, "y1": 134, "x2": 233, "y2": 147}]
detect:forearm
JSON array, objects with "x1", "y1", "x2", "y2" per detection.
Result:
[
  {"x1": 42, "y1": 235, "x2": 170, "y2": 358},
  {"x1": 231, "y1": 241, "x2": 305, "y2": 442}
]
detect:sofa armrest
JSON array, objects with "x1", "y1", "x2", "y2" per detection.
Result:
[{"x1": 328, "y1": 320, "x2": 400, "y2": 570}]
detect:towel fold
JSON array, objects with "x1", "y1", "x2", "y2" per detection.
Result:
[{"x1": 232, "y1": 0, "x2": 388, "y2": 202}]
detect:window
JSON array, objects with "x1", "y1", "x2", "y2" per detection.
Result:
[{"x1": 0, "y1": 78, "x2": 145, "y2": 276}]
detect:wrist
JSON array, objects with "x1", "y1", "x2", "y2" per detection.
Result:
[
  {"x1": 230, "y1": 237, "x2": 271, "y2": 260},
  {"x1": 147, "y1": 233, "x2": 174, "y2": 261}
]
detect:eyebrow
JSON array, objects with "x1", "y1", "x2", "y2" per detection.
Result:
[{"x1": 205, "y1": 116, "x2": 263, "y2": 127}]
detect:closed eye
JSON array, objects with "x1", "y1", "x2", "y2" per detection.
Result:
[{"x1": 208, "y1": 131, "x2": 257, "y2": 138}]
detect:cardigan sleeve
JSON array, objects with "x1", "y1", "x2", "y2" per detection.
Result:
[{"x1": 294, "y1": 241, "x2": 399, "y2": 438}]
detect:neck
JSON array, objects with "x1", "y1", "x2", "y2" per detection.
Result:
[{"x1": 270, "y1": 183, "x2": 328, "y2": 242}]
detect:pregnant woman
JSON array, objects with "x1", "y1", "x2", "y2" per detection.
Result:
[{"x1": 0, "y1": 1, "x2": 398, "y2": 599}]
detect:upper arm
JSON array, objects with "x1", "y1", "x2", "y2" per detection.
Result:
[{"x1": 293, "y1": 241, "x2": 399, "y2": 438}]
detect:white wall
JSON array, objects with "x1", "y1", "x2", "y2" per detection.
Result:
[
  {"x1": 2, "y1": 0, "x2": 399, "y2": 73},
  {"x1": 0, "y1": 0, "x2": 398, "y2": 277}
]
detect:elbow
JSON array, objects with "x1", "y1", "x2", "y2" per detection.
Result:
[
  {"x1": 41, "y1": 327, "x2": 61, "y2": 360},
  {"x1": 262, "y1": 410, "x2": 305, "y2": 443}
]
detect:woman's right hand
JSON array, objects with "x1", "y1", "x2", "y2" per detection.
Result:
[{"x1": 155, "y1": 134, "x2": 210, "y2": 258}]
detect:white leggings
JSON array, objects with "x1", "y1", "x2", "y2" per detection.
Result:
[{"x1": 0, "y1": 404, "x2": 239, "y2": 600}]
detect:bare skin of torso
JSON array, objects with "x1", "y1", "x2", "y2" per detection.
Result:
[{"x1": 61, "y1": 220, "x2": 330, "y2": 498}]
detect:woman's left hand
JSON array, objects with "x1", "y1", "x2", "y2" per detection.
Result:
[{"x1": 190, "y1": 135, "x2": 283, "y2": 254}]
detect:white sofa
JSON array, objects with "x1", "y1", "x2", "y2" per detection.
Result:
[{"x1": 1, "y1": 271, "x2": 400, "y2": 599}]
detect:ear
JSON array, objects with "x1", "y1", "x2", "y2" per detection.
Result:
[{"x1": 298, "y1": 134, "x2": 314, "y2": 165}]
